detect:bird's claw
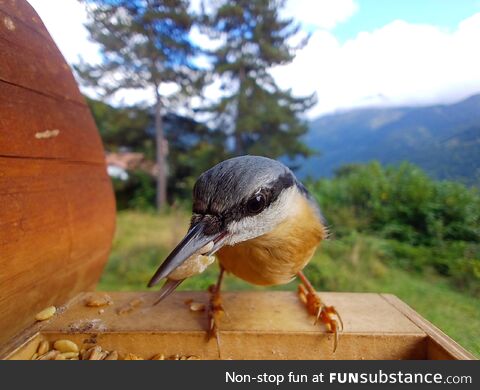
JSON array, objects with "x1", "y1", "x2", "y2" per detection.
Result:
[
  {"x1": 207, "y1": 284, "x2": 224, "y2": 355},
  {"x1": 298, "y1": 284, "x2": 343, "y2": 352}
]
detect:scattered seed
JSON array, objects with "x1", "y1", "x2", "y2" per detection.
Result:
[
  {"x1": 99, "y1": 351, "x2": 109, "y2": 360},
  {"x1": 81, "y1": 349, "x2": 91, "y2": 360},
  {"x1": 105, "y1": 351, "x2": 118, "y2": 360},
  {"x1": 37, "y1": 340, "x2": 49, "y2": 355},
  {"x1": 87, "y1": 346, "x2": 103, "y2": 360},
  {"x1": 60, "y1": 352, "x2": 79, "y2": 359},
  {"x1": 53, "y1": 339, "x2": 78, "y2": 353},
  {"x1": 117, "y1": 305, "x2": 134, "y2": 315},
  {"x1": 37, "y1": 350, "x2": 59, "y2": 360},
  {"x1": 123, "y1": 353, "x2": 143, "y2": 360},
  {"x1": 186, "y1": 355, "x2": 199, "y2": 360},
  {"x1": 189, "y1": 302, "x2": 205, "y2": 312},
  {"x1": 35, "y1": 129, "x2": 60, "y2": 139},
  {"x1": 85, "y1": 294, "x2": 113, "y2": 307},
  {"x1": 129, "y1": 298, "x2": 143, "y2": 307},
  {"x1": 117, "y1": 297, "x2": 144, "y2": 315},
  {"x1": 28, "y1": 336, "x2": 201, "y2": 361},
  {"x1": 35, "y1": 306, "x2": 56, "y2": 321},
  {"x1": 98, "y1": 309, "x2": 105, "y2": 315}
]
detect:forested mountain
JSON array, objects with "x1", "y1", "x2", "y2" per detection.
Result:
[{"x1": 302, "y1": 94, "x2": 480, "y2": 186}]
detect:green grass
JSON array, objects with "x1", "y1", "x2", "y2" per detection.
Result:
[{"x1": 99, "y1": 211, "x2": 480, "y2": 357}]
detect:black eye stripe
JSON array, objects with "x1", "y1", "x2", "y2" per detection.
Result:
[{"x1": 192, "y1": 171, "x2": 297, "y2": 230}]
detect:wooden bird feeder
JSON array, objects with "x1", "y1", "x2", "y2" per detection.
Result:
[{"x1": 0, "y1": 0, "x2": 475, "y2": 360}]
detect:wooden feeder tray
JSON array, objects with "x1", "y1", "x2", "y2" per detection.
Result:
[
  {"x1": 0, "y1": 1, "x2": 475, "y2": 360},
  {"x1": 1, "y1": 291, "x2": 476, "y2": 360}
]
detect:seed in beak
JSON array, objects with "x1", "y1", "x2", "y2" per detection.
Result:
[
  {"x1": 199, "y1": 241, "x2": 214, "y2": 255},
  {"x1": 167, "y1": 241, "x2": 216, "y2": 280}
]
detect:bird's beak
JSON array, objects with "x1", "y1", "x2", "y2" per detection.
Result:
[{"x1": 147, "y1": 221, "x2": 228, "y2": 288}]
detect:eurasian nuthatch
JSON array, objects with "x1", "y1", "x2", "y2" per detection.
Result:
[{"x1": 148, "y1": 155, "x2": 342, "y2": 349}]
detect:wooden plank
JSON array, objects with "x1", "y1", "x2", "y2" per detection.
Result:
[
  {"x1": 4, "y1": 292, "x2": 429, "y2": 360},
  {"x1": 0, "y1": 7, "x2": 84, "y2": 104},
  {"x1": 42, "y1": 291, "x2": 426, "y2": 334},
  {"x1": 0, "y1": 81, "x2": 105, "y2": 162},
  {"x1": 381, "y1": 294, "x2": 476, "y2": 360},
  {"x1": 10, "y1": 331, "x2": 426, "y2": 360},
  {"x1": 0, "y1": 157, "x2": 116, "y2": 348}
]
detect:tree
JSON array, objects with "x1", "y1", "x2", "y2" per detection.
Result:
[
  {"x1": 86, "y1": 97, "x2": 227, "y2": 203},
  {"x1": 163, "y1": 113, "x2": 228, "y2": 199},
  {"x1": 201, "y1": 0, "x2": 316, "y2": 160},
  {"x1": 76, "y1": 0, "x2": 202, "y2": 210},
  {"x1": 86, "y1": 97, "x2": 154, "y2": 158}
]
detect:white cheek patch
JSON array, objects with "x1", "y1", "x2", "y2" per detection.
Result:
[{"x1": 225, "y1": 186, "x2": 300, "y2": 245}]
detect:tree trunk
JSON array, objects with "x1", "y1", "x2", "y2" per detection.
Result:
[
  {"x1": 234, "y1": 65, "x2": 246, "y2": 155},
  {"x1": 155, "y1": 96, "x2": 167, "y2": 211}
]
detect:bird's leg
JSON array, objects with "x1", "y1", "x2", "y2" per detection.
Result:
[
  {"x1": 207, "y1": 266, "x2": 225, "y2": 352},
  {"x1": 297, "y1": 271, "x2": 343, "y2": 352}
]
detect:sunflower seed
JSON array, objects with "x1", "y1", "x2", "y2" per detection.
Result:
[
  {"x1": 35, "y1": 306, "x2": 56, "y2": 321},
  {"x1": 53, "y1": 340, "x2": 78, "y2": 353}
]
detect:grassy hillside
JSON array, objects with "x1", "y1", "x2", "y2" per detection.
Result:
[{"x1": 98, "y1": 211, "x2": 480, "y2": 357}]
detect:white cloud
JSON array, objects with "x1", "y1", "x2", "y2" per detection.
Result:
[
  {"x1": 271, "y1": 13, "x2": 480, "y2": 117},
  {"x1": 28, "y1": 0, "x2": 101, "y2": 65},
  {"x1": 28, "y1": 0, "x2": 159, "y2": 105},
  {"x1": 282, "y1": 0, "x2": 359, "y2": 30},
  {"x1": 27, "y1": 1, "x2": 480, "y2": 118}
]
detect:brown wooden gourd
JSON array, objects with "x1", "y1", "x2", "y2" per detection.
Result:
[{"x1": 0, "y1": 0, "x2": 116, "y2": 348}]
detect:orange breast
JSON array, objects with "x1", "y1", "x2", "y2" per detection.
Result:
[{"x1": 217, "y1": 193, "x2": 326, "y2": 286}]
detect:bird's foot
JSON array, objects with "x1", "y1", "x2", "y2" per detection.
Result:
[
  {"x1": 207, "y1": 284, "x2": 224, "y2": 354},
  {"x1": 297, "y1": 278, "x2": 343, "y2": 352}
]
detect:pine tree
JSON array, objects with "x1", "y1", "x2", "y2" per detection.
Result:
[
  {"x1": 76, "y1": 0, "x2": 202, "y2": 210},
  {"x1": 202, "y1": 0, "x2": 316, "y2": 159}
]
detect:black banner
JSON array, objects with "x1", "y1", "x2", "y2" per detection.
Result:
[{"x1": 1, "y1": 361, "x2": 477, "y2": 389}]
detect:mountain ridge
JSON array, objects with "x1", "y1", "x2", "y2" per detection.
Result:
[{"x1": 301, "y1": 93, "x2": 480, "y2": 185}]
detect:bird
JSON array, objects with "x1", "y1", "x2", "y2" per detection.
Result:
[{"x1": 148, "y1": 155, "x2": 342, "y2": 350}]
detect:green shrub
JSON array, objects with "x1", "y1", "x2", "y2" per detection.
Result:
[
  {"x1": 307, "y1": 161, "x2": 480, "y2": 296},
  {"x1": 308, "y1": 161, "x2": 480, "y2": 245},
  {"x1": 112, "y1": 171, "x2": 156, "y2": 211}
]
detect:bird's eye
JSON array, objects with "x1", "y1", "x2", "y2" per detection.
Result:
[{"x1": 246, "y1": 193, "x2": 266, "y2": 214}]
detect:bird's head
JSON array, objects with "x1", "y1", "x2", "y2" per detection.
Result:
[{"x1": 148, "y1": 155, "x2": 315, "y2": 290}]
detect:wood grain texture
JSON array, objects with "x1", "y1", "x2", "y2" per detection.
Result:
[
  {"x1": 381, "y1": 294, "x2": 476, "y2": 360},
  {"x1": 0, "y1": 0, "x2": 50, "y2": 39},
  {"x1": 3, "y1": 292, "x2": 474, "y2": 360},
  {"x1": 4, "y1": 292, "x2": 428, "y2": 360},
  {"x1": 0, "y1": 0, "x2": 115, "y2": 348},
  {"x1": 0, "y1": 159, "x2": 115, "y2": 347},
  {"x1": 0, "y1": 82, "x2": 105, "y2": 162},
  {"x1": 0, "y1": 6, "x2": 82, "y2": 104}
]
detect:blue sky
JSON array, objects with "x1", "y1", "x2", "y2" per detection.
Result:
[
  {"x1": 29, "y1": 0, "x2": 480, "y2": 118},
  {"x1": 332, "y1": 0, "x2": 480, "y2": 41}
]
